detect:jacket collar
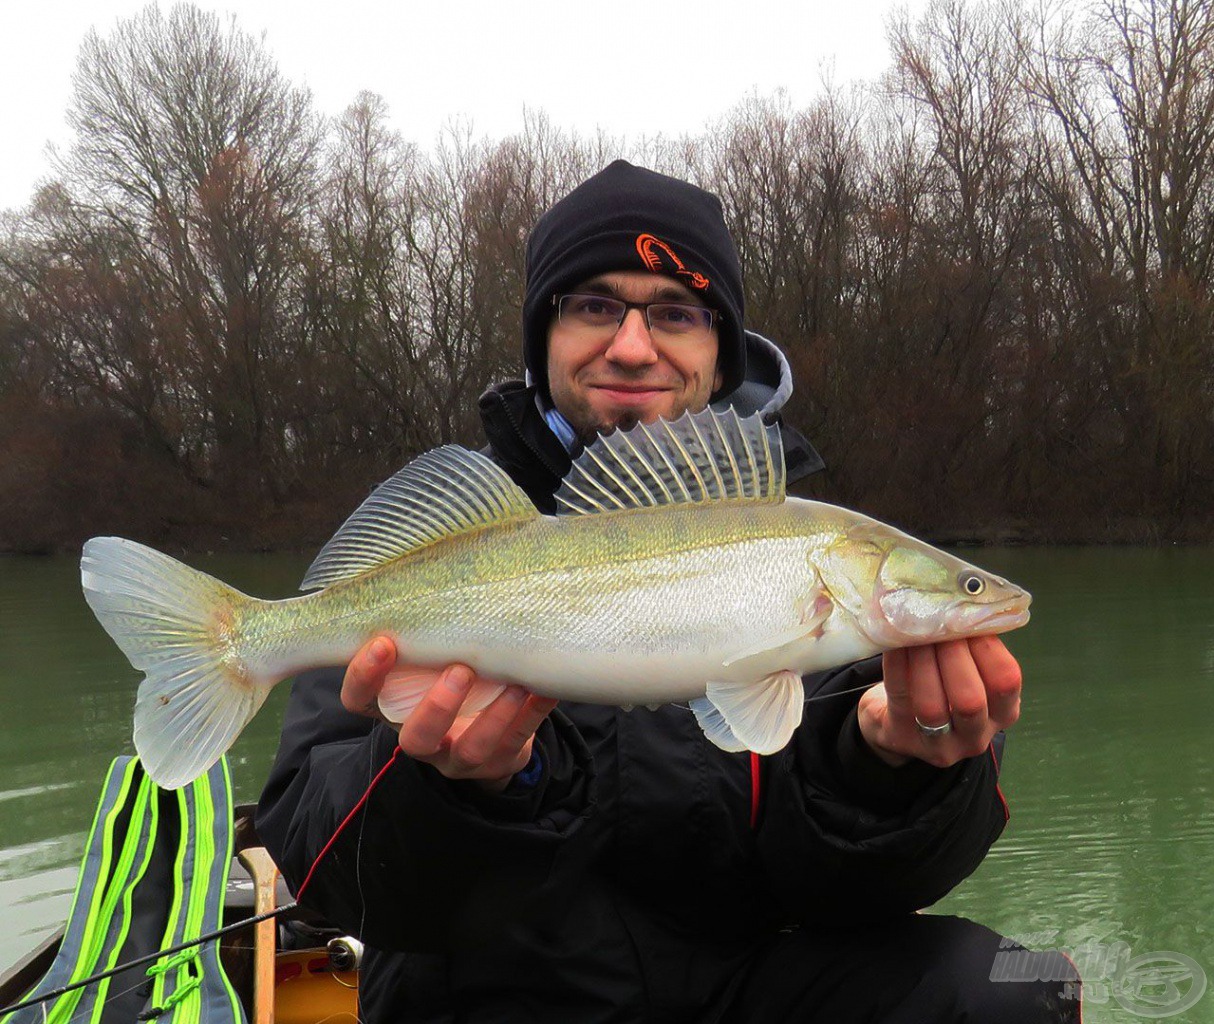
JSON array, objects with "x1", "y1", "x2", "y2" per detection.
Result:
[
  {"x1": 480, "y1": 330, "x2": 824, "y2": 509},
  {"x1": 478, "y1": 380, "x2": 572, "y2": 513}
]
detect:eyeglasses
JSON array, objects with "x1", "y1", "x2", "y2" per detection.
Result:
[{"x1": 553, "y1": 293, "x2": 718, "y2": 341}]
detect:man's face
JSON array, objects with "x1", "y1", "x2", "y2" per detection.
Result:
[{"x1": 547, "y1": 270, "x2": 722, "y2": 443}]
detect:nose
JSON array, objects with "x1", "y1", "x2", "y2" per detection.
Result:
[{"x1": 603, "y1": 309, "x2": 659, "y2": 367}]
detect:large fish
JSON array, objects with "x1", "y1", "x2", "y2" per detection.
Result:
[{"x1": 81, "y1": 408, "x2": 1030, "y2": 789}]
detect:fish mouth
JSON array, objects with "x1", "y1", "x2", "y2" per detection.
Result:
[
  {"x1": 953, "y1": 596, "x2": 1032, "y2": 635},
  {"x1": 867, "y1": 589, "x2": 1033, "y2": 646}
]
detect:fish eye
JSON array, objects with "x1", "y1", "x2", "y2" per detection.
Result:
[{"x1": 960, "y1": 573, "x2": 986, "y2": 596}]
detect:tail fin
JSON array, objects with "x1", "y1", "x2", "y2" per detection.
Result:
[{"x1": 81, "y1": 538, "x2": 270, "y2": 790}]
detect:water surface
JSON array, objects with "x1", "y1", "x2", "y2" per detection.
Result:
[{"x1": 1, "y1": 547, "x2": 1211, "y2": 1020}]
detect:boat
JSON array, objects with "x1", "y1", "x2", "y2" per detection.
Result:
[{"x1": 0, "y1": 771, "x2": 360, "y2": 1024}]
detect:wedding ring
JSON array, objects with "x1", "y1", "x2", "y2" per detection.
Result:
[{"x1": 915, "y1": 717, "x2": 953, "y2": 738}]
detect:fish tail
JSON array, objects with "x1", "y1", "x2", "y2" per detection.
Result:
[{"x1": 81, "y1": 537, "x2": 271, "y2": 790}]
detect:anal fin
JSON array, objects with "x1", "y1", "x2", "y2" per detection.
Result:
[{"x1": 378, "y1": 668, "x2": 505, "y2": 724}]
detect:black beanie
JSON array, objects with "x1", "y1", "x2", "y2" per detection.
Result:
[{"x1": 523, "y1": 160, "x2": 746, "y2": 399}]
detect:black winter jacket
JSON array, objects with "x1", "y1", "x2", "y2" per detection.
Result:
[{"x1": 256, "y1": 335, "x2": 1008, "y2": 1023}]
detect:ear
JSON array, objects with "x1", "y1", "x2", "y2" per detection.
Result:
[{"x1": 713, "y1": 364, "x2": 724, "y2": 393}]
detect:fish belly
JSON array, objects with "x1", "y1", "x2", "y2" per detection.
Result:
[
  {"x1": 245, "y1": 515, "x2": 876, "y2": 706},
  {"x1": 379, "y1": 535, "x2": 823, "y2": 704}
]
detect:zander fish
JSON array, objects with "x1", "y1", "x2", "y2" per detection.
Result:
[{"x1": 81, "y1": 408, "x2": 1031, "y2": 789}]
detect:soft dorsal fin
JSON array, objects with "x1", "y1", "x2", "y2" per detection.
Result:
[
  {"x1": 554, "y1": 408, "x2": 785, "y2": 515},
  {"x1": 300, "y1": 447, "x2": 538, "y2": 591}
]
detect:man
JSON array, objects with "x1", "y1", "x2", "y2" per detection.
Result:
[{"x1": 257, "y1": 161, "x2": 1079, "y2": 1022}]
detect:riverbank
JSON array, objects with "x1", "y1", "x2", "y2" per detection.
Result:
[{"x1": 3, "y1": 505, "x2": 1210, "y2": 556}]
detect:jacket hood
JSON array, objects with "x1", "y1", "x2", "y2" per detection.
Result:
[
  {"x1": 721, "y1": 330, "x2": 823, "y2": 482},
  {"x1": 716, "y1": 330, "x2": 795, "y2": 420},
  {"x1": 486, "y1": 330, "x2": 823, "y2": 511}
]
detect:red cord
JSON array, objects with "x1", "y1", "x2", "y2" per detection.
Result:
[
  {"x1": 295, "y1": 746, "x2": 403, "y2": 901},
  {"x1": 988, "y1": 746, "x2": 1010, "y2": 824},
  {"x1": 749, "y1": 751, "x2": 762, "y2": 829}
]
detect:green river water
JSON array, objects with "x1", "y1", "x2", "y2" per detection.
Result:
[{"x1": 1, "y1": 547, "x2": 1212, "y2": 1021}]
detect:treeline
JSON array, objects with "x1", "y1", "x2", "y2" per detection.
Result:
[{"x1": 2, "y1": 0, "x2": 1212, "y2": 553}]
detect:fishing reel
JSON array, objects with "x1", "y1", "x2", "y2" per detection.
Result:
[{"x1": 325, "y1": 936, "x2": 364, "y2": 973}]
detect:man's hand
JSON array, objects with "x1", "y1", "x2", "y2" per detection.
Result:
[
  {"x1": 857, "y1": 636, "x2": 1022, "y2": 769},
  {"x1": 341, "y1": 637, "x2": 558, "y2": 793}
]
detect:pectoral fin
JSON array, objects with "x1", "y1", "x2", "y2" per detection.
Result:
[
  {"x1": 722, "y1": 623, "x2": 815, "y2": 670},
  {"x1": 720, "y1": 590, "x2": 833, "y2": 671},
  {"x1": 704, "y1": 670, "x2": 804, "y2": 754}
]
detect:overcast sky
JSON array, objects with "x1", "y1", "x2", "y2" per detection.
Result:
[{"x1": 1, "y1": 0, "x2": 929, "y2": 212}]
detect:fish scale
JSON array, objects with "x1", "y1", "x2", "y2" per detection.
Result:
[{"x1": 80, "y1": 408, "x2": 1031, "y2": 789}]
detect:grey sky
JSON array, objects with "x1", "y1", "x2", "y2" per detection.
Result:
[{"x1": 1, "y1": 0, "x2": 927, "y2": 212}]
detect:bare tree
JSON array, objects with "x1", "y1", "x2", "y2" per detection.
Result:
[
  {"x1": 1029, "y1": 0, "x2": 1214, "y2": 518},
  {"x1": 3, "y1": 0, "x2": 1211, "y2": 550},
  {"x1": 55, "y1": 2, "x2": 323, "y2": 507}
]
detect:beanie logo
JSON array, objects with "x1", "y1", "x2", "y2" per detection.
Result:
[{"x1": 635, "y1": 233, "x2": 710, "y2": 290}]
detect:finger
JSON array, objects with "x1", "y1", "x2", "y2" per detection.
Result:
[
  {"x1": 456, "y1": 692, "x2": 557, "y2": 769},
  {"x1": 448, "y1": 685, "x2": 531, "y2": 772},
  {"x1": 905, "y1": 644, "x2": 950, "y2": 729},
  {"x1": 499, "y1": 694, "x2": 559, "y2": 756},
  {"x1": 881, "y1": 647, "x2": 913, "y2": 713},
  {"x1": 935, "y1": 639, "x2": 990, "y2": 746},
  {"x1": 455, "y1": 678, "x2": 507, "y2": 717},
  {"x1": 969, "y1": 636, "x2": 1022, "y2": 728},
  {"x1": 341, "y1": 636, "x2": 396, "y2": 717},
  {"x1": 450, "y1": 692, "x2": 559, "y2": 781},
  {"x1": 398, "y1": 664, "x2": 475, "y2": 758},
  {"x1": 487, "y1": 695, "x2": 559, "y2": 780},
  {"x1": 856, "y1": 683, "x2": 913, "y2": 768}
]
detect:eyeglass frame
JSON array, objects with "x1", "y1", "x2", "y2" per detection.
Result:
[{"x1": 551, "y1": 292, "x2": 720, "y2": 338}]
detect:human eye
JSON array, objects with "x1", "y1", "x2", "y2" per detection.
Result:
[
  {"x1": 566, "y1": 295, "x2": 620, "y2": 324},
  {"x1": 649, "y1": 303, "x2": 705, "y2": 332}
]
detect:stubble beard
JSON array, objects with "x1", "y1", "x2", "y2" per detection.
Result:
[
  {"x1": 558, "y1": 386, "x2": 650, "y2": 446},
  {"x1": 567, "y1": 380, "x2": 708, "y2": 446},
  {"x1": 576, "y1": 410, "x2": 643, "y2": 446}
]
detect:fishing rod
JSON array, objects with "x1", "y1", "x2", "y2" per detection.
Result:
[
  {"x1": 0, "y1": 903, "x2": 299, "y2": 1017},
  {"x1": 1, "y1": 747, "x2": 405, "y2": 1018},
  {"x1": 3, "y1": 681, "x2": 885, "y2": 1018}
]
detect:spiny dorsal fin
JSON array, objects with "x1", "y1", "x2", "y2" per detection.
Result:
[
  {"x1": 555, "y1": 408, "x2": 785, "y2": 516},
  {"x1": 300, "y1": 447, "x2": 538, "y2": 591}
]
